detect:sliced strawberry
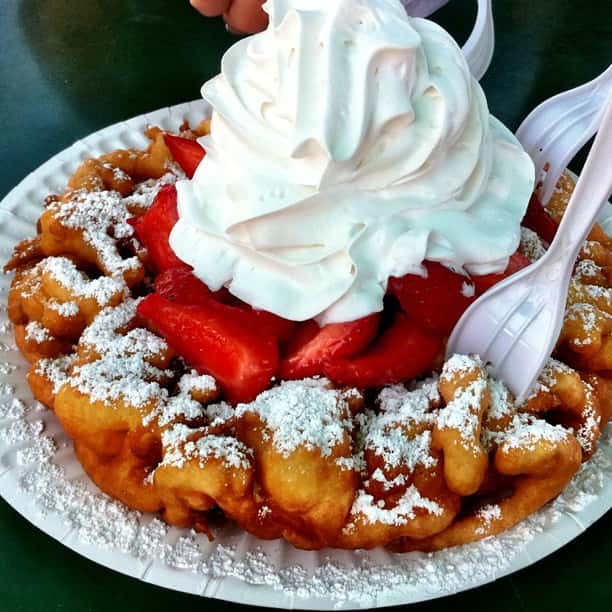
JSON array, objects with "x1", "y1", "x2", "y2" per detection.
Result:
[
  {"x1": 279, "y1": 315, "x2": 380, "y2": 380},
  {"x1": 155, "y1": 267, "x2": 233, "y2": 304},
  {"x1": 138, "y1": 293, "x2": 278, "y2": 404},
  {"x1": 234, "y1": 305, "x2": 296, "y2": 343},
  {"x1": 323, "y1": 312, "x2": 441, "y2": 388},
  {"x1": 130, "y1": 184, "x2": 190, "y2": 273},
  {"x1": 388, "y1": 262, "x2": 475, "y2": 336},
  {"x1": 522, "y1": 193, "x2": 558, "y2": 244},
  {"x1": 163, "y1": 134, "x2": 205, "y2": 179},
  {"x1": 155, "y1": 268, "x2": 294, "y2": 340},
  {"x1": 472, "y1": 252, "x2": 531, "y2": 295}
]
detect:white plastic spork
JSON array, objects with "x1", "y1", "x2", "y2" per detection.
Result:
[
  {"x1": 447, "y1": 94, "x2": 612, "y2": 403},
  {"x1": 461, "y1": 0, "x2": 494, "y2": 82},
  {"x1": 516, "y1": 64, "x2": 612, "y2": 206}
]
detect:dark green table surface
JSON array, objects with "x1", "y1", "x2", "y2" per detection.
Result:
[{"x1": 0, "y1": 1, "x2": 610, "y2": 610}]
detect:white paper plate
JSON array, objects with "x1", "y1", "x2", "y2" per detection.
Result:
[{"x1": 0, "y1": 100, "x2": 610, "y2": 610}]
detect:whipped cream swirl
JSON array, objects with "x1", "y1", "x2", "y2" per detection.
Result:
[{"x1": 171, "y1": 0, "x2": 535, "y2": 324}]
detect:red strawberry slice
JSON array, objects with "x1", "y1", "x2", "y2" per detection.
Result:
[
  {"x1": 163, "y1": 134, "x2": 206, "y2": 179},
  {"x1": 234, "y1": 305, "x2": 296, "y2": 343},
  {"x1": 138, "y1": 293, "x2": 278, "y2": 404},
  {"x1": 155, "y1": 267, "x2": 233, "y2": 304},
  {"x1": 130, "y1": 184, "x2": 190, "y2": 273},
  {"x1": 323, "y1": 312, "x2": 441, "y2": 388},
  {"x1": 522, "y1": 193, "x2": 558, "y2": 244},
  {"x1": 388, "y1": 262, "x2": 475, "y2": 336},
  {"x1": 472, "y1": 252, "x2": 531, "y2": 295},
  {"x1": 279, "y1": 315, "x2": 380, "y2": 380},
  {"x1": 154, "y1": 268, "x2": 295, "y2": 341}
]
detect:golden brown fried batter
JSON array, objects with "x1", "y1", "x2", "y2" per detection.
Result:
[{"x1": 4, "y1": 131, "x2": 610, "y2": 554}]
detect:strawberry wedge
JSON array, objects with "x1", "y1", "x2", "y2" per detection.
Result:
[
  {"x1": 521, "y1": 193, "x2": 558, "y2": 244},
  {"x1": 130, "y1": 184, "x2": 190, "y2": 273},
  {"x1": 155, "y1": 268, "x2": 295, "y2": 341},
  {"x1": 154, "y1": 267, "x2": 233, "y2": 305},
  {"x1": 163, "y1": 134, "x2": 205, "y2": 179},
  {"x1": 472, "y1": 252, "x2": 531, "y2": 295},
  {"x1": 323, "y1": 312, "x2": 441, "y2": 388},
  {"x1": 388, "y1": 262, "x2": 475, "y2": 337},
  {"x1": 280, "y1": 315, "x2": 380, "y2": 380},
  {"x1": 138, "y1": 293, "x2": 278, "y2": 404}
]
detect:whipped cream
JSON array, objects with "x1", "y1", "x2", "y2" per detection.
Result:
[{"x1": 171, "y1": 0, "x2": 535, "y2": 324}]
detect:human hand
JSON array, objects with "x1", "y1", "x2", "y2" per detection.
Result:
[{"x1": 190, "y1": 0, "x2": 268, "y2": 34}]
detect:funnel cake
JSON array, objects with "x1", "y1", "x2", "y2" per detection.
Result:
[{"x1": 5, "y1": 124, "x2": 611, "y2": 552}]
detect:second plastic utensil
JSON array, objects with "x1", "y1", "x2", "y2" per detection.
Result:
[
  {"x1": 447, "y1": 94, "x2": 612, "y2": 403},
  {"x1": 462, "y1": 0, "x2": 494, "y2": 81},
  {"x1": 516, "y1": 64, "x2": 612, "y2": 206}
]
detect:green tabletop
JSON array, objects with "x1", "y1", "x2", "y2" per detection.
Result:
[{"x1": 0, "y1": 1, "x2": 610, "y2": 610}]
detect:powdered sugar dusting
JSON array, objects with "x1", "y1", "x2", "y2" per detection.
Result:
[
  {"x1": 574, "y1": 259, "x2": 603, "y2": 283},
  {"x1": 494, "y1": 413, "x2": 570, "y2": 451},
  {"x1": 68, "y1": 354, "x2": 165, "y2": 409},
  {"x1": 80, "y1": 299, "x2": 167, "y2": 359},
  {"x1": 178, "y1": 371, "x2": 217, "y2": 396},
  {"x1": 47, "y1": 299, "x2": 80, "y2": 317},
  {"x1": 25, "y1": 320, "x2": 51, "y2": 343},
  {"x1": 236, "y1": 378, "x2": 353, "y2": 458},
  {"x1": 123, "y1": 172, "x2": 181, "y2": 211},
  {"x1": 520, "y1": 227, "x2": 547, "y2": 262},
  {"x1": 437, "y1": 378, "x2": 487, "y2": 449},
  {"x1": 38, "y1": 256, "x2": 125, "y2": 305},
  {"x1": 0, "y1": 115, "x2": 610, "y2": 608},
  {"x1": 475, "y1": 504, "x2": 502, "y2": 535},
  {"x1": 160, "y1": 424, "x2": 252, "y2": 471},
  {"x1": 346, "y1": 485, "x2": 443, "y2": 528},
  {"x1": 46, "y1": 190, "x2": 140, "y2": 276},
  {"x1": 33, "y1": 354, "x2": 76, "y2": 394},
  {"x1": 443, "y1": 353, "x2": 483, "y2": 377},
  {"x1": 364, "y1": 385, "x2": 438, "y2": 472}
]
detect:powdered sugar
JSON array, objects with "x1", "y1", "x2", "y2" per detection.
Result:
[
  {"x1": 38, "y1": 256, "x2": 125, "y2": 306},
  {"x1": 80, "y1": 299, "x2": 167, "y2": 359},
  {"x1": 475, "y1": 504, "x2": 502, "y2": 535},
  {"x1": 461, "y1": 281, "x2": 475, "y2": 298},
  {"x1": 364, "y1": 386, "x2": 438, "y2": 472},
  {"x1": 68, "y1": 354, "x2": 165, "y2": 410},
  {"x1": 565, "y1": 303, "x2": 601, "y2": 341},
  {"x1": 178, "y1": 371, "x2": 217, "y2": 396},
  {"x1": 0, "y1": 117, "x2": 610, "y2": 607},
  {"x1": 33, "y1": 354, "x2": 76, "y2": 394},
  {"x1": 442, "y1": 353, "x2": 483, "y2": 378},
  {"x1": 47, "y1": 299, "x2": 80, "y2": 317},
  {"x1": 436, "y1": 378, "x2": 487, "y2": 449},
  {"x1": 46, "y1": 190, "x2": 140, "y2": 276},
  {"x1": 236, "y1": 379, "x2": 353, "y2": 458},
  {"x1": 123, "y1": 172, "x2": 181, "y2": 211},
  {"x1": 486, "y1": 376, "x2": 514, "y2": 423},
  {"x1": 25, "y1": 320, "x2": 51, "y2": 343},
  {"x1": 574, "y1": 259, "x2": 603, "y2": 282},
  {"x1": 346, "y1": 485, "x2": 443, "y2": 527},
  {"x1": 495, "y1": 413, "x2": 570, "y2": 451},
  {"x1": 159, "y1": 424, "x2": 252, "y2": 470},
  {"x1": 520, "y1": 226, "x2": 547, "y2": 262}
]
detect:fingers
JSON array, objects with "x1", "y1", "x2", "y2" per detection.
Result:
[
  {"x1": 223, "y1": 0, "x2": 268, "y2": 34},
  {"x1": 190, "y1": 0, "x2": 232, "y2": 17}
]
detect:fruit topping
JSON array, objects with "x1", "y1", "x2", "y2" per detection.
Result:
[
  {"x1": 130, "y1": 184, "x2": 190, "y2": 273},
  {"x1": 280, "y1": 315, "x2": 380, "y2": 380},
  {"x1": 388, "y1": 263, "x2": 475, "y2": 336},
  {"x1": 323, "y1": 312, "x2": 442, "y2": 388},
  {"x1": 163, "y1": 134, "x2": 205, "y2": 179},
  {"x1": 138, "y1": 293, "x2": 278, "y2": 404}
]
